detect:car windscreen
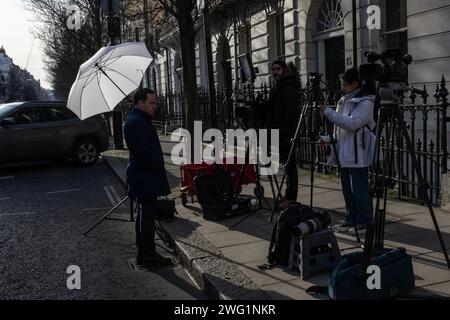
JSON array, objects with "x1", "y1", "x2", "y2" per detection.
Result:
[{"x1": 0, "y1": 103, "x2": 23, "y2": 118}]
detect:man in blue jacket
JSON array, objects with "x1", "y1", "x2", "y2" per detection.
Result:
[{"x1": 124, "y1": 88, "x2": 172, "y2": 267}]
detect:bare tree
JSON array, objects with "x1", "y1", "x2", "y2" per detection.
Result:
[
  {"x1": 23, "y1": 0, "x2": 106, "y2": 98},
  {"x1": 152, "y1": 0, "x2": 202, "y2": 137}
]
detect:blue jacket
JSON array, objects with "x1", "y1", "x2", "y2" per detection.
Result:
[{"x1": 124, "y1": 107, "x2": 170, "y2": 199}]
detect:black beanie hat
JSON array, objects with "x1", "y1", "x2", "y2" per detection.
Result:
[
  {"x1": 341, "y1": 68, "x2": 361, "y2": 84},
  {"x1": 272, "y1": 59, "x2": 287, "y2": 69}
]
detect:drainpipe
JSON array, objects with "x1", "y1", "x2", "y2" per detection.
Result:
[{"x1": 352, "y1": 0, "x2": 358, "y2": 68}]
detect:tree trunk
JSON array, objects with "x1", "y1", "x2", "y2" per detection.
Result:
[{"x1": 178, "y1": 8, "x2": 199, "y2": 141}]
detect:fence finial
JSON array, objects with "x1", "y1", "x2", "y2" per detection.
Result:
[
  {"x1": 422, "y1": 85, "x2": 428, "y2": 105},
  {"x1": 439, "y1": 75, "x2": 448, "y2": 102},
  {"x1": 409, "y1": 86, "x2": 417, "y2": 104}
]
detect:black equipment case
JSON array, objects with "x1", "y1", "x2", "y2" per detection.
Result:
[{"x1": 194, "y1": 171, "x2": 251, "y2": 221}]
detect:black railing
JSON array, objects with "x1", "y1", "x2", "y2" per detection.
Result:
[
  {"x1": 294, "y1": 77, "x2": 450, "y2": 206},
  {"x1": 146, "y1": 78, "x2": 449, "y2": 206},
  {"x1": 152, "y1": 84, "x2": 271, "y2": 134}
]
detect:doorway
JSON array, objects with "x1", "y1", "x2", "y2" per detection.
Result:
[{"x1": 324, "y1": 36, "x2": 345, "y2": 93}]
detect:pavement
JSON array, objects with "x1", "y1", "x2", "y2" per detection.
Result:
[{"x1": 101, "y1": 133, "x2": 450, "y2": 300}]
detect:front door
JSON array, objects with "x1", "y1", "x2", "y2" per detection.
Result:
[{"x1": 325, "y1": 36, "x2": 345, "y2": 94}]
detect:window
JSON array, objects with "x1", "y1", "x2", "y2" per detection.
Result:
[
  {"x1": 239, "y1": 24, "x2": 252, "y2": 55},
  {"x1": 317, "y1": 0, "x2": 344, "y2": 32},
  {"x1": 381, "y1": 0, "x2": 407, "y2": 55},
  {"x1": 8, "y1": 107, "x2": 42, "y2": 125},
  {"x1": 42, "y1": 107, "x2": 76, "y2": 122},
  {"x1": 275, "y1": 13, "x2": 285, "y2": 58},
  {"x1": 269, "y1": 12, "x2": 285, "y2": 60}
]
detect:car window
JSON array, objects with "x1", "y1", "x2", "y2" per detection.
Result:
[
  {"x1": 8, "y1": 107, "x2": 42, "y2": 125},
  {"x1": 0, "y1": 103, "x2": 22, "y2": 118},
  {"x1": 42, "y1": 107, "x2": 77, "y2": 122}
]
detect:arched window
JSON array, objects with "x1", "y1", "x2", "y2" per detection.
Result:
[{"x1": 317, "y1": 0, "x2": 344, "y2": 32}]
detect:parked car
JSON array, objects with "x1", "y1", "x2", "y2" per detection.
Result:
[{"x1": 0, "y1": 101, "x2": 110, "y2": 166}]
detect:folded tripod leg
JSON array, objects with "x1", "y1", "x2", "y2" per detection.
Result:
[{"x1": 84, "y1": 196, "x2": 130, "y2": 236}]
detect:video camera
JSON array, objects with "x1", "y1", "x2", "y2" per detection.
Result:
[
  {"x1": 359, "y1": 49, "x2": 413, "y2": 105},
  {"x1": 309, "y1": 72, "x2": 323, "y2": 87},
  {"x1": 234, "y1": 91, "x2": 268, "y2": 129}
]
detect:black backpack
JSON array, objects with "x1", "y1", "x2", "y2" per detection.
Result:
[
  {"x1": 155, "y1": 198, "x2": 177, "y2": 221},
  {"x1": 267, "y1": 204, "x2": 320, "y2": 266},
  {"x1": 194, "y1": 171, "x2": 234, "y2": 208}
]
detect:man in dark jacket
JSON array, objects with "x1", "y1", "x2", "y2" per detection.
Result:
[
  {"x1": 124, "y1": 88, "x2": 172, "y2": 267},
  {"x1": 267, "y1": 60, "x2": 301, "y2": 208}
]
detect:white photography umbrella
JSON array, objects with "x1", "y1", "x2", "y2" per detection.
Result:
[{"x1": 67, "y1": 42, "x2": 152, "y2": 120}]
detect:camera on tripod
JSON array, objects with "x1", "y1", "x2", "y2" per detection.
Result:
[
  {"x1": 309, "y1": 72, "x2": 323, "y2": 87},
  {"x1": 360, "y1": 49, "x2": 413, "y2": 106},
  {"x1": 234, "y1": 92, "x2": 268, "y2": 129}
]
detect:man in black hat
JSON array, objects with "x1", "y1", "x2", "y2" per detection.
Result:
[{"x1": 267, "y1": 60, "x2": 301, "y2": 208}]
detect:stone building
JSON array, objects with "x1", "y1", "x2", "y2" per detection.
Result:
[
  {"x1": 0, "y1": 46, "x2": 48, "y2": 103},
  {"x1": 150, "y1": 0, "x2": 450, "y2": 95}
]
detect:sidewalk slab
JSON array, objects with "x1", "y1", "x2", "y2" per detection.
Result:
[
  {"x1": 409, "y1": 282, "x2": 450, "y2": 297},
  {"x1": 219, "y1": 241, "x2": 269, "y2": 265},
  {"x1": 101, "y1": 134, "x2": 450, "y2": 300},
  {"x1": 238, "y1": 260, "x2": 306, "y2": 287},
  {"x1": 412, "y1": 255, "x2": 450, "y2": 287}
]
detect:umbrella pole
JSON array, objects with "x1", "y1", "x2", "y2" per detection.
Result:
[
  {"x1": 95, "y1": 63, "x2": 127, "y2": 97},
  {"x1": 95, "y1": 62, "x2": 126, "y2": 150}
]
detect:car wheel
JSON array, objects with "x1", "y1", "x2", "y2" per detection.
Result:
[{"x1": 74, "y1": 139, "x2": 99, "y2": 166}]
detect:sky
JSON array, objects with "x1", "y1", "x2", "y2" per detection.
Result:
[{"x1": 0, "y1": 0, "x2": 51, "y2": 90}]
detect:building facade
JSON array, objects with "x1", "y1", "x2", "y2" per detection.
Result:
[
  {"x1": 151, "y1": 0, "x2": 450, "y2": 96},
  {"x1": 0, "y1": 47, "x2": 49, "y2": 103}
]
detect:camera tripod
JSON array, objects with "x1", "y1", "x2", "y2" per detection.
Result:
[
  {"x1": 268, "y1": 76, "x2": 362, "y2": 241},
  {"x1": 370, "y1": 104, "x2": 450, "y2": 268},
  {"x1": 227, "y1": 138, "x2": 280, "y2": 230}
]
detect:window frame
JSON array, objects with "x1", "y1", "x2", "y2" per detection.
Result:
[
  {"x1": 7, "y1": 107, "x2": 43, "y2": 125},
  {"x1": 380, "y1": 0, "x2": 408, "y2": 54},
  {"x1": 41, "y1": 106, "x2": 77, "y2": 123}
]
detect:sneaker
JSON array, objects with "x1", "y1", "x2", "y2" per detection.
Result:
[
  {"x1": 333, "y1": 223, "x2": 354, "y2": 233},
  {"x1": 137, "y1": 253, "x2": 174, "y2": 267},
  {"x1": 348, "y1": 225, "x2": 368, "y2": 236}
]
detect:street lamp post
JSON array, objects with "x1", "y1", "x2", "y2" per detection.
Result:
[
  {"x1": 143, "y1": 0, "x2": 151, "y2": 88},
  {"x1": 102, "y1": 0, "x2": 123, "y2": 149}
]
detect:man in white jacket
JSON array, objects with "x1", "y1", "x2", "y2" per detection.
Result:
[{"x1": 320, "y1": 68, "x2": 377, "y2": 235}]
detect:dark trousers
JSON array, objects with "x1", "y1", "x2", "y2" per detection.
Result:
[
  {"x1": 135, "y1": 197, "x2": 157, "y2": 258},
  {"x1": 280, "y1": 147, "x2": 298, "y2": 201},
  {"x1": 340, "y1": 167, "x2": 373, "y2": 226}
]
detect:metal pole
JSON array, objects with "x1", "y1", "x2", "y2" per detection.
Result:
[
  {"x1": 203, "y1": 2, "x2": 217, "y2": 128},
  {"x1": 143, "y1": 0, "x2": 151, "y2": 88},
  {"x1": 352, "y1": 0, "x2": 358, "y2": 68},
  {"x1": 135, "y1": 27, "x2": 143, "y2": 89},
  {"x1": 165, "y1": 46, "x2": 172, "y2": 130},
  {"x1": 233, "y1": 12, "x2": 240, "y2": 94},
  {"x1": 440, "y1": 76, "x2": 448, "y2": 174},
  {"x1": 108, "y1": 0, "x2": 123, "y2": 149}
]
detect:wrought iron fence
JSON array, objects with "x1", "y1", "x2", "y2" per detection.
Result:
[
  {"x1": 294, "y1": 77, "x2": 450, "y2": 206},
  {"x1": 144, "y1": 77, "x2": 449, "y2": 206},
  {"x1": 151, "y1": 84, "x2": 271, "y2": 134}
]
